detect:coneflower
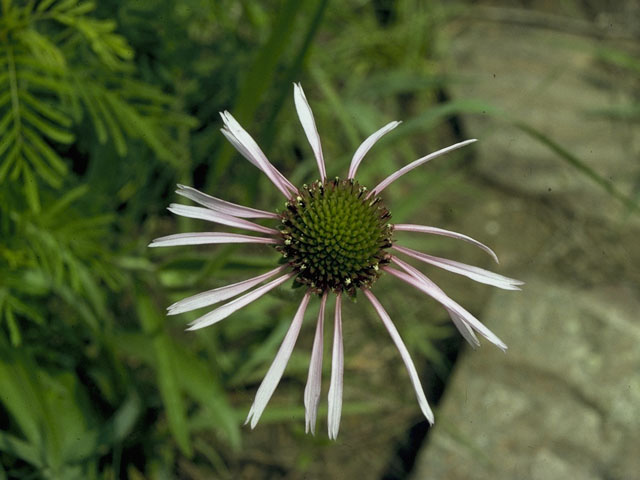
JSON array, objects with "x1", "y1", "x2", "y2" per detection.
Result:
[{"x1": 150, "y1": 83, "x2": 522, "y2": 439}]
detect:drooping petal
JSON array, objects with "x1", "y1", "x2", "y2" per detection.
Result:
[
  {"x1": 327, "y1": 293, "x2": 344, "y2": 440},
  {"x1": 187, "y1": 273, "x2": 295, "y2": 331},
  {"x1": 393, "y1": 245, "x2": 522, "y2": 290},
  {"x1": 393, "y1": 223, "x2": 499, "y2": 263},
  {"x1": 245, "y1": 292, "x2": 312, "y2": 428},
  {"x1": 385, "y1": 260, "x2": 507, "y2": 351},
  {"x1": 371, "y1": 139, "x2": 477, "y2": 195},
  {"x1": 168, "y1": 265, "x2": 288, "y2": 315},
  {"x1": 393, "y1": 256, "x2": 481, "y2": 349},
  {"x1": 348, "y1": 121, "x2": 401, "y2": 179},
  {"x1": 449, "y1": 310, "x2": 481, "y2": 349},
  {"x1": 363, "y1": 289, "x2": 435, "y2": 425},
  {"x1": 304, "y1": 292, "x2": 327, "y2": 435},
  {"x1": 176, "y1": 184, "x2": 278, "y2": 219},
  {"x1": 293, "y1": 83, "x2": 326, "y2": 181},
  {"x1": 149, "y1": 232, "x2": 278, "y2": 248},
  {"x1": 168, "y1": 204, "x2": 278, "y2": 236},
  {"x1": 220, "y1": 111, "x2": 297, "y2": 196}
]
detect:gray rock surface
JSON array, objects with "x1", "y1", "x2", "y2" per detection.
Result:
[
  {"x1": 446, "y1": 3, "x2": 640, "y2": 221},
  {"x1": 412, "y1": 3, "x2": 640, "y2": 479},
  {"x1": 412, "y1": 280, "x2": 640, "y2": 480}
]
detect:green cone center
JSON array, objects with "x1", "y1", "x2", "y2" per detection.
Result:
[{"x1": 277, "y1": 178, "x2": 393, "y2": 296}]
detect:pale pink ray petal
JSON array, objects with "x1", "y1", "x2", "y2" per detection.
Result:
[
  {"x1": 371, "y1": 139, "x2": 477, "y2": 195},
  {"x1": 385, "y1": 260, "x2": 507, "y2": 351},
  {"x1": 363, "y1": 289, "x2": 435, "y2": 425},
  {"x1": 393, "y1": 256, "x2": 481, "y2": 349},
  {"x1": 245, "y1": 292, "x2": 312, "y2": 428},
  {"x1": 393, "y1": 223, "x2": 499, "y2": 263},
  {"x1": 348, "y1": 121, "x2": 401, "y2": 179},
  {"x1": 220, "y1": 127, "x2": 296, "y2": 197},
  {"x1": 327, "y1": 293, "x2": 344, "y2": 440},
  {"x1": 149, "y1": 232, "x2": 278, "y2": 248},
  {"x1": 449, "y1": 310, "x2": 481, "y2": 348},
  {"x1": 393, "y1": 245, "x2": 522, "y2": 290},
  {"x1": 220, "y1": 127, "x2": 260, "y2": 169},
  {"x1": 176, "y1": 184, "x2": 278, "y2": 219},
  {"x1": 304, "y1": 292, "x2": 327, "y2": 435},
  {"x1": 220, "y1": 111, "x2": 297, "y2": 196},
  {"x1": 293, "y1": 83, "x2": 326, "y2": 181},
  {"x1": 168, "y1": 204, "x2": 278, "y2": 236},
  {"x1": 168, "y1": 265, "x2": 288, "y2": 316},
  {"x1": 221, "y1": 111, "x2": 297, "y2": 193},
  {"x1": 187, "y1": 273, "x2": 295, "y2": 331}
]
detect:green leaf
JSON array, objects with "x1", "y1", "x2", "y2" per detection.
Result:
[
  {"x1": 172, "y1": 344, "x2": 241, "y2": 450},
  {"x1": 21, "y1": 107, "x2": 74, "y2": 144},
  {"x1": 63, "y1": 392, "x2": 141, "y2": 464},
  {"x1": 0, "y1": 342, "x2": 62, "y2": 470},
  {"x1": 0, "y1": 90, "x2": 11, "y2": 109},
  {"x1": 45, "y1": 184, "x2": 89, "y2": 219},
  {"x1": 22, "y1": 163, "x2": 40, "y2": 213},
  {"x1": 0, "y1": 431, "x2": 41, "y2": 467},
  {"x1": 0, "y1": 120, "x2": 16, "y2": 157},
  {"x1": 102, "y1": 90, "x2": 174, "y2": 162},
  {"x1": 19, "y1": 89, "x2": 72, "y2": 127},
  {"x1": 18, "y1": 70, "x2": 74, "y2": 94},
  {"x1": 35, "y1": 0, "x2": 59, "y2": 13},
  {"x1": 75, "y1": 80, "x2": 107, "y2": 143},
  {"x1": 17, "y1": 29, "x2": 67, "y2": 69},
  {"x1": 5, "y1": 306, "x2": 22, "y2": 346},
  {"x1": 92, "y1": 89, "x2": 127, "y2": 155},
  {"x1": 136, "y1": 293, "x2": 193, "y2": 457},
  {"x1": 22, "y1": 125, "x2": 68, "y2": 174},
  {"x1": 3, "y1": 140, "x2": 23, "y2": 182},
  {"x1": 22, "y1": 141, "x2": 63, "y2": 187}
]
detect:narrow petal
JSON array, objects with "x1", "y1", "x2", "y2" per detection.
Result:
[
  {"x1": 385, "y1": 260, "x2": 507, "y2": 351},
  {"x1": 168, "y1": 265, "x2": 288, "y2": 315},
  {"x1": 221, "y1": 127, "x2": 296, "y2": 197},
  {"x1": 220, "y1": 111, "x2": 297, "y2": 196},
  {"x1": 149, "y1": 232, "x2": 278, "y2": 248},
  {"x1": 393, "y1": 223, "x2": 499, "y2": 263},
  {"x1": 449, "y1": 310, "x2": 481, "y2": 349},
  {"x1": 371, "y1": 139, "x2": 477, "y2": 195},
  {"x1": 363, "y1": 289, "x2": 435, "y2": 425},
  {"x1": 245, "y1": 292, "x2": 311, "y2": 428},
  {"x1": 392, "y1": 256, "x2": 481, "y2": 349},
  {"x1": 187, "y1": 273, "x2": 295, "y2": 331},
  {"x1": 176, "y1": 184, "x2": 278, "y2": 219},
  {"x1": 168, "y1": 204, "x2": 278, "y2": 236},
  {"x1": 220, "y1": 127, "x2": 260, "y2": 169},
  {"x1": 348, "y1": 121, "x2": 401, "y2": 179},
  {"x1": 327, "y1": 293, "x2": 344, "y2": 440},
  {"x1": 304, "y1": 292, "x2": 327, "y2": 435},
  {"x1": 393, "y1": 245, "x2": 522, "y2": 290},
  {"x1": 293, "y1": 83, "x2": 326, "y2": 181}
]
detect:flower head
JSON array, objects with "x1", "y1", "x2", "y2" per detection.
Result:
[{"x1": 150, "y1": 83, "x2": 523, "y2": 439}]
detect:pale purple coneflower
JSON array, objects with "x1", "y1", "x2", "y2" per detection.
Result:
[{"x1": 149, "y1": 83, "x2": 522, "y2": 439}]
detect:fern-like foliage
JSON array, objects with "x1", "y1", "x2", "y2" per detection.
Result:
[
  {"x1": 0, "y1": 0, "x2": 196, "y2": 212},
  {"x1": 0, "y1": 183, "x2": 123, "y2": 345}
]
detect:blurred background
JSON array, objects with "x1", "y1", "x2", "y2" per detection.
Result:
[{"x1": 1, "y1": 0, "x2": 639, "y2": 478}]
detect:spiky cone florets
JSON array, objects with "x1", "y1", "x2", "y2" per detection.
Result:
[{"x1": 276, "y1": 178, "x2": 393, "y2": 296}]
